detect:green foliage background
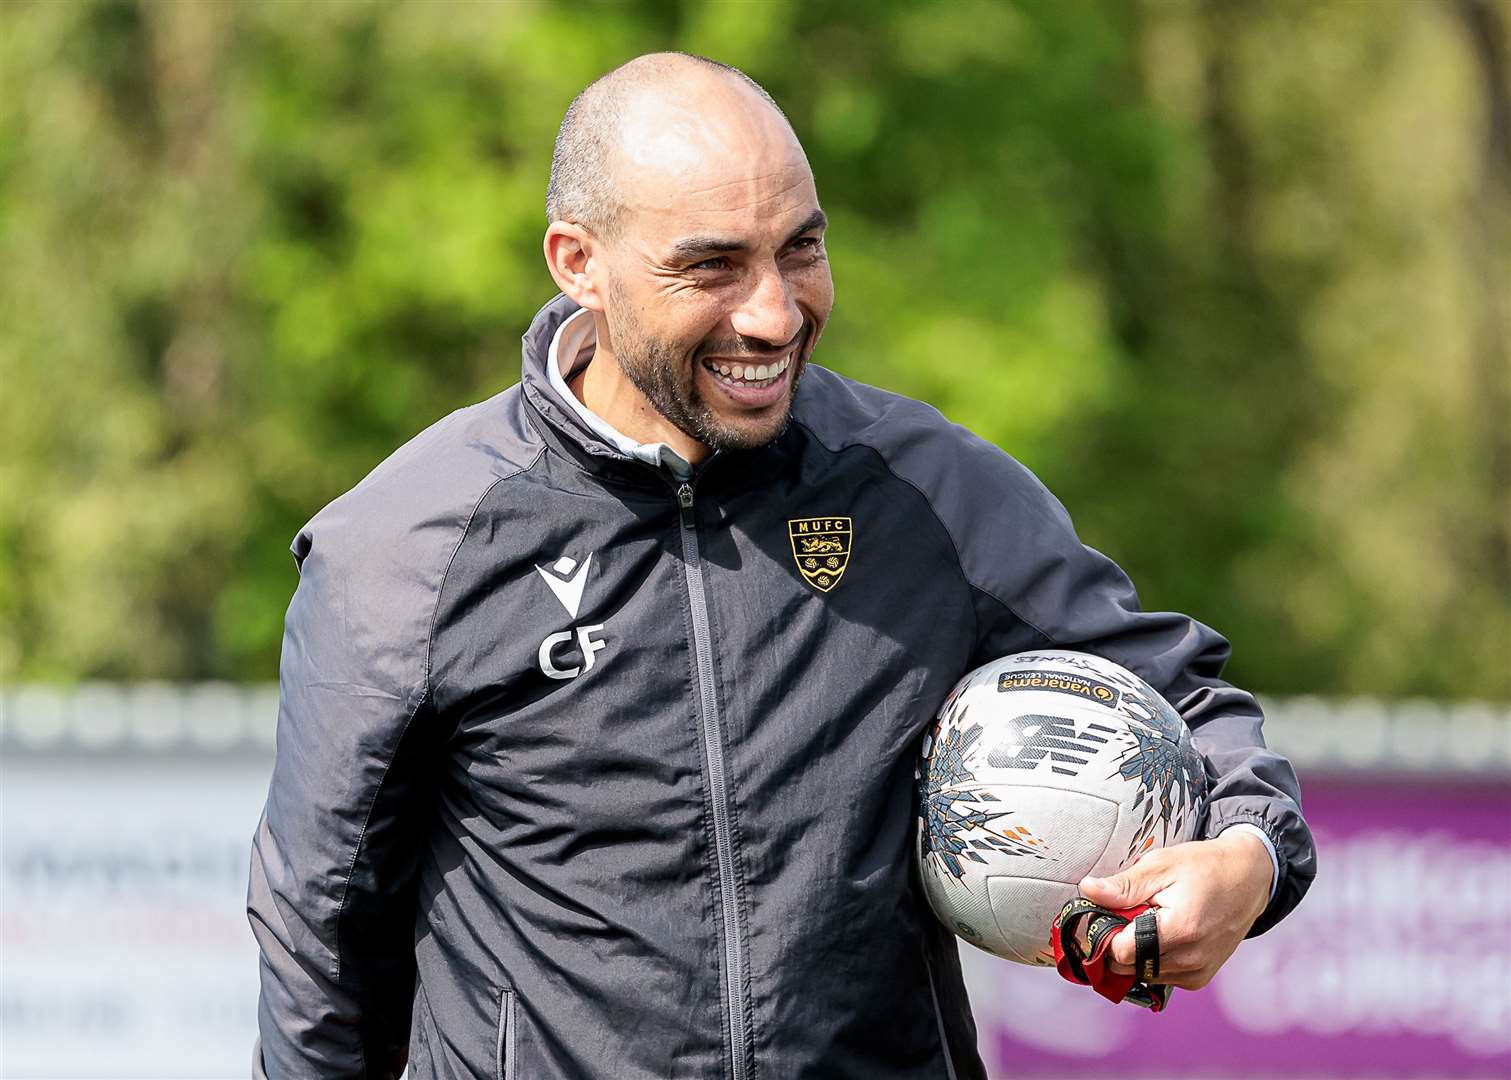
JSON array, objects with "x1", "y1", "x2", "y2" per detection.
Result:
[{"x1": 2, "y1": 0, "x2": 1507, "y2": 698}]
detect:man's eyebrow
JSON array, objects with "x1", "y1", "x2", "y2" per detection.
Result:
[
  {"x1": 666, "y1": 209, "x2": 828, "y2": 264},
  {"x1": 782, "y1": 209, "x2": 828, "y2": 248},
  {"x1": 667, "y1": 234, "x2": 748, "y2": 263}
]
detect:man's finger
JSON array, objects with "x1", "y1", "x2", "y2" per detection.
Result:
[
  {"x1": 1106, "y1": 910, "x2": 1153, "y2": 969},
  {"x1": 1108, "y1": 902, "x2": 1200, "y2": 972},
  {"x1": 1078, "y1": 855, "x2": 1167, "y2": 913},
  {"x1": 1107, "y1": 918, "x2": 1208, "y2": 980}
]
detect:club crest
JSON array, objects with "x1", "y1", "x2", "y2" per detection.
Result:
[{"x1": 788, "y1": 516, "x2": 853, "y2": 593}]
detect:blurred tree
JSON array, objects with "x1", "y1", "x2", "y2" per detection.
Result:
[{"x1": 0, "y1": 0, "x2": 1505, "y2": 698}]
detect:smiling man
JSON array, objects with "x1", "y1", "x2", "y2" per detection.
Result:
[
  {"x1": 541, "y1": 57, "x2": 831, "y2": 463},
  {"x1": 248, "y1": 53, "x2": 1314, "y2": 1080}
]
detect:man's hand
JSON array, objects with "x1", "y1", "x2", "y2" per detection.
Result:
[{"x1": 1077, "y1": 830, "x2": 1272, "y2": 991}]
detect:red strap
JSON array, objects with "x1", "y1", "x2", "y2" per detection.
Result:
[{"x1": 1050, "y1": 897, "x2": 1170, "y2": 1012}]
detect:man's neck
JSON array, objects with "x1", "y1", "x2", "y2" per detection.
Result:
[{"x1": 571, "y1": 315, "x2": 711, "y2": 466}]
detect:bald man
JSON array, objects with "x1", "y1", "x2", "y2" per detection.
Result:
[{"x1": 248, "y1": 53, "x2": 1313, "y2": 1080}]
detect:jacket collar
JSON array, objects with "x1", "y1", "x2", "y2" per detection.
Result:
[
  {"x1": 543, "y1": 308, "x2": 693, "y2": 480},
  {"x1": 519, "y1": 294, "x2": 638, "y2": 472}
]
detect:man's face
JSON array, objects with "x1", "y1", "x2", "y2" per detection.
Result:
[{"x1": 592, "y1": 94, "x2": 834, "y2": 453}]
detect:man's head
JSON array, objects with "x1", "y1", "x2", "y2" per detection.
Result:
[{"x1": 543, "y1": 53, "x2": 833, "y2": 459}]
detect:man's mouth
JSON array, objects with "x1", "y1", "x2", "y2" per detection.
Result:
[{"x1": 701, "y1": 353, "x2": 793, "y2": 391}]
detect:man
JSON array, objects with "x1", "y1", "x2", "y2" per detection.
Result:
[{"x1": 249, "y1": 53, "x2": 1314, "y2": 1079}]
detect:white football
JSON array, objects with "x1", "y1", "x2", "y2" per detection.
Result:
[{"x1": 917, "y1": 650, "x2": 1208, "y2": 965}]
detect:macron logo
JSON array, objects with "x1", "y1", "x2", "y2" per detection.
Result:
[
  {"x1": 533, "y1": 552, "x2": 608, "y2": 682},
  {"x1": 534, "y1": 553, "x2": 593, "y2": 619}
]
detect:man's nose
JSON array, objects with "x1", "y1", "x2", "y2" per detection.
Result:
[{"x1": 730, "y1": 264, "x2": 803, "y2": 348}]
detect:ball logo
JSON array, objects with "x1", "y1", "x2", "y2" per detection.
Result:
[
  {"x1": 997, "y1": 669, "x2": 1120, "y2": 707},
  {"x1": 534, "y1": 552, "x2": 610, "y2": 680},
  {"x1": 986, "y1": 713, "x2": 1116, "y2": 776}
]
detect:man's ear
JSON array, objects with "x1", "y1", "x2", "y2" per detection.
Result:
[{"x1": 544, "y1": 222, "x2": 607, "y2": 312}]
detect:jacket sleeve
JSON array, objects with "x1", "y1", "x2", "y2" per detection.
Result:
[
  {"x1": 247, "y1": 517, "x2": 438, "y2": 1079},
  {"x1": 953, "y1": 445, "x2": 1316, "y2": 936}
]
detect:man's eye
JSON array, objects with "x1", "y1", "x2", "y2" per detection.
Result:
[{"x1": 691, "y1": 257, "x2": 731, "y2": 272}]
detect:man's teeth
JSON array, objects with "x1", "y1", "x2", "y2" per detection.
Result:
[{"x1": 710, "y1": 355, "x2": 791, "y2": 386}]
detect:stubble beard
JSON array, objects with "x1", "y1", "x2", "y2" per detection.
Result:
[{"x1": 604, "y1": 293, "x2": 808, "y2": 454}]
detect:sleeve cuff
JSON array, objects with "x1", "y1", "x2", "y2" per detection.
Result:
[{"x1": 1219, "y1": 822, "x2": 1279, "y2": 904}]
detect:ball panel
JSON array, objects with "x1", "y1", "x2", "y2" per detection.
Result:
[
  {"x1": 946, "y1": 785, "x2": 1117, "y2": 884},
  {"x1": 985, "y1": 876, "x2": 1076, "y2": 966},
  {"x1": 920, "y1": 859, "x2": 1002, "y2": 956}
]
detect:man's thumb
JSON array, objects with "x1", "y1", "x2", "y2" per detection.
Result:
[{"x1": 1078, "y1": 867, "x2": 1151, "y2": 910}]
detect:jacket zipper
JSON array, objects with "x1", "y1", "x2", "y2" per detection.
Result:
[{"x1": 676, "y1": 480, "x2": 751, "y2": 1080}]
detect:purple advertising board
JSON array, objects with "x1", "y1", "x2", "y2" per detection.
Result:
[{"x1": 962, "y1": 775, "x2": 1511, "y2": 1078}]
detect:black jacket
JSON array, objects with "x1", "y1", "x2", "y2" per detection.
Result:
[{"x1": 248, "y1": 294, "x2": 1315, "y2": 1079}]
